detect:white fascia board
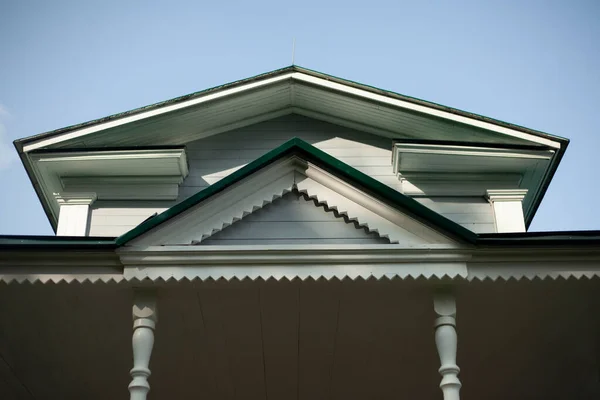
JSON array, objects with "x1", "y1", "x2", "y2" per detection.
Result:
[
  {"x1": 22, "y1": 73, "x2": 296, "y2": 152},
  {"x1": 291, "y1": 73, "x2": 562, "y2": 149},
  {"x1": 22, "y1": 70, "x2": 561, "y2": 153}
]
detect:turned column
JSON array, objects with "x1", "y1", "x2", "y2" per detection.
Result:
[
  {"x1": 433, "y1": 290, "x2": 461, "y2": 400},
  {"x1": 129, "y1": 290, "x2": 158, "y2": 400}
]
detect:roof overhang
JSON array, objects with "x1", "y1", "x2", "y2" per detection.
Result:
[
  {"x1": 13, "y1": 66, "x2": 570, "y2": 231},
  {"x1": 392, "y1": 141, "x2": 557, "y2": 226},
  {"x1": 27, "y1": 147, "x2": 188, "y2": 230}
]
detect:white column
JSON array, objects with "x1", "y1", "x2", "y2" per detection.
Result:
[
  {"x1": 129, "y1": 290, "x2": 158, "y2": 400},
  {"x1": 55, "y1": 192, "x2": 97, "y2": 236},
  {"x1": 434, "y1": 290, "x2": 461, "y2": 400},
  {"x1": 486, "y1": 189, "x2": 528, "y2": 233}
]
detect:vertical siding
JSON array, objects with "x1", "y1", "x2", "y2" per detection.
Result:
[{"x1": 87, "y1": 114, "x2": 496, "y2": 237}]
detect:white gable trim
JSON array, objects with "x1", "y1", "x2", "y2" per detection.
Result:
[
  {"x1": 129, "y1": 156, "x2": 457, "y2": 247},
  {"x1": 22, "y1": 71, "x2": 561, "y2": 152},
  {"x1": 23, "y1": 73, "x2": 295, "y2": 152}
]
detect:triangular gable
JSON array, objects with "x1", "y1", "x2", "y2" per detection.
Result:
[{"x1": 118, "y1": 139, "x2": 478, "y2": 247}]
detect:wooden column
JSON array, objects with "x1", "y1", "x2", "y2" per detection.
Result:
[
  {"x1": 129, "y1": 290, "x2": 158, "y2": 400},
  {"x1": 433, "y1": 290, "x2": 461, "y2": 400}
]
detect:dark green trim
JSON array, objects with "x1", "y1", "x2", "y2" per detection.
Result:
[
  {"x1": 477, "y1": 230, "x2": 600, "y2": 245},
  {"x1": 0, "y1": 235, "x2": 117, "y2": 250},
  {"x1": 115, "y1": 138, "x2": 479, "y2": 246}
]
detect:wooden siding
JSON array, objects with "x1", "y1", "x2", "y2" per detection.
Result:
[
  {"x1": 87, "y1": 115, "x2": 496, "y2": 237},
  {"x1": 201, "y1": 192, "x2": 389, "y2": 245}
]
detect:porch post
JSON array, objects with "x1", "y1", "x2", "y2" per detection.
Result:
[
  {"x1": 129, "y1": 289, "x2": 158, "y2": 400},
  {"x1": 433, "y1": 289, "x2": 461, "y2": 400}
]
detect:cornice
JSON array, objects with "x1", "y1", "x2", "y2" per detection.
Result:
[
  {"x1": 486, "y1": 189, "x2": 528, "y2": 202},
  {"x1": 54, "y1": 192, "x2": 98, "y2": 206}
]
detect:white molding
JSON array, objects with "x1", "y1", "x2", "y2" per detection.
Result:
[
  {"x1": 62, "y1": 176, "x2": 182, "y2": 201},
  {"x1": 486, "y1": 189, "x2": 528, "y2": 202},
  {"x1": 23, "y1": 74, "x2": 295, "y2": 152},
  {"x1": 55, "y1": 192, "x2": 97, "y2": 206},
  {"x1": 291, "y1": 73, "x2": 561, "y2": 148},
  {"x1": 2, "y1": 244, "x2": 600, "y2": 283},
  {"x1": 399, "y1": 172, "x2": 522, "y2": 197},
  {"x1": 23, "y1": 71, "x2": 561, "y2": 153}
]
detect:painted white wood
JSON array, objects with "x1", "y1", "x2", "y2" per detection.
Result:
[
  {"x1": 22, "y1": 70, "x2": 560, "y2": 152},
  {"x1": 486, "y1": 189, "x2": 528, "y2": 233},
  {"x1": 55, "y1": 193, "x2": 97, "y2": 236},
  {"x1": 85, "y1": 116, "x2": 496, "y2": 236},
  {"x1": 30, "y1": 148, "x2": 188, "y2": 228},
  {"x1": 131, "y1": 155, "x2": 457, "y2": 247},
  {"x1": 433, "y1": 290, "x2": 461, "y2": 400},
  {"x1": 201, "y1": 191, "x2": 388, "y2": 245},
  {"x1": 129, "y1": 290, "x2": 158, "y2": 400},
  {"x1": 23, "y1": 73, "x2": 295, "y2": 151},
  {"x1": 291, "y1": 72, "x2": 561, "y2": 148}
]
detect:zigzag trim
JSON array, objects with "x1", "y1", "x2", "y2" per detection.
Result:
[
  {"x1": 294, "y1": 187, "x2": 395, "y2": 243},
  {"x1": 1, "y1": 273, "x2": 598, "y2": 284},
  {"x1": 191, "y1": 185, "x2": 295, "y2": 243},
  {"x1": 193, "y1": 183, "x2": 397, "y2": 244}
]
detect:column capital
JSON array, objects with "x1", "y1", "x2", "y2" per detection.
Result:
[
  {"x1": 54, "y1": 192, "x2": 98, "y2": 206},
  {"x1": 486, "y1": 189, "x2": 528, "y2": 202}
]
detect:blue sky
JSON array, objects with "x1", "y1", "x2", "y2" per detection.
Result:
[{"x1": 0, "y1": 0, "x2": 598, "y2": 235}]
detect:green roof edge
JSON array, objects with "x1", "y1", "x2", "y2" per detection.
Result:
[{"x1": 115, "y1": 138, "x2": 479, "y2": 246}]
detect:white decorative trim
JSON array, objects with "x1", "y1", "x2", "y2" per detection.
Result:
[
  {"x1": 399, "y1": 172, "x2": 522, "y2": 197},
  {"x1": 3, "y1": 245, "x2": 600, "y2": 283},
  {"x1": 62, "y1": 176, "x2": 182, "y2": 201},
  {"x1": 292, "y1": 73, "x2": 561, "y2": 148},
  {"x1": 23, "y1": 71, "x2": 561, "y2": 153},
  {"x1": 55, "y1": 192, "x2": 97, "y2": 206},
  {"x1": 486, "y1": 189, "x2": 528, "y2": 202}
]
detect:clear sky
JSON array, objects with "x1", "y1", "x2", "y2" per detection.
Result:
[{"x1": 0, "y1": 0, "x2": 598, "y2": 235}]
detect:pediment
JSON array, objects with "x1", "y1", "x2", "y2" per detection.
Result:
[{"x1": 126, "y1": 150, "x2": 464, "y2": 248}]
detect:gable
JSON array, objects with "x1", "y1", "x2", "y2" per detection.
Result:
[
  {"x1": 122, "y1": 139, "x2": 473, "y2": 247},
  {"x1": 200, "y1": 190, "x2": 390, "y2": 245}
]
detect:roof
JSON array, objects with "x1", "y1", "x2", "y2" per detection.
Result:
[
  {"x1": 12, "y1": 65, "x2": 570, "y2": 231},
  {"x1": 14, "y1": 65, "x2": 568, "y2": 148}
]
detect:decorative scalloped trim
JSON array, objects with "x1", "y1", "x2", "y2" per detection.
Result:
[
  {"x1": 191, "y1": 186, "x2": 295, "y2": 243},
  {"x1": 193, "y1": 186, "x2": 392, "y2": 244},
  {"x1": 294, "y1": 187, "x2": 396, "y2": 243}
]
